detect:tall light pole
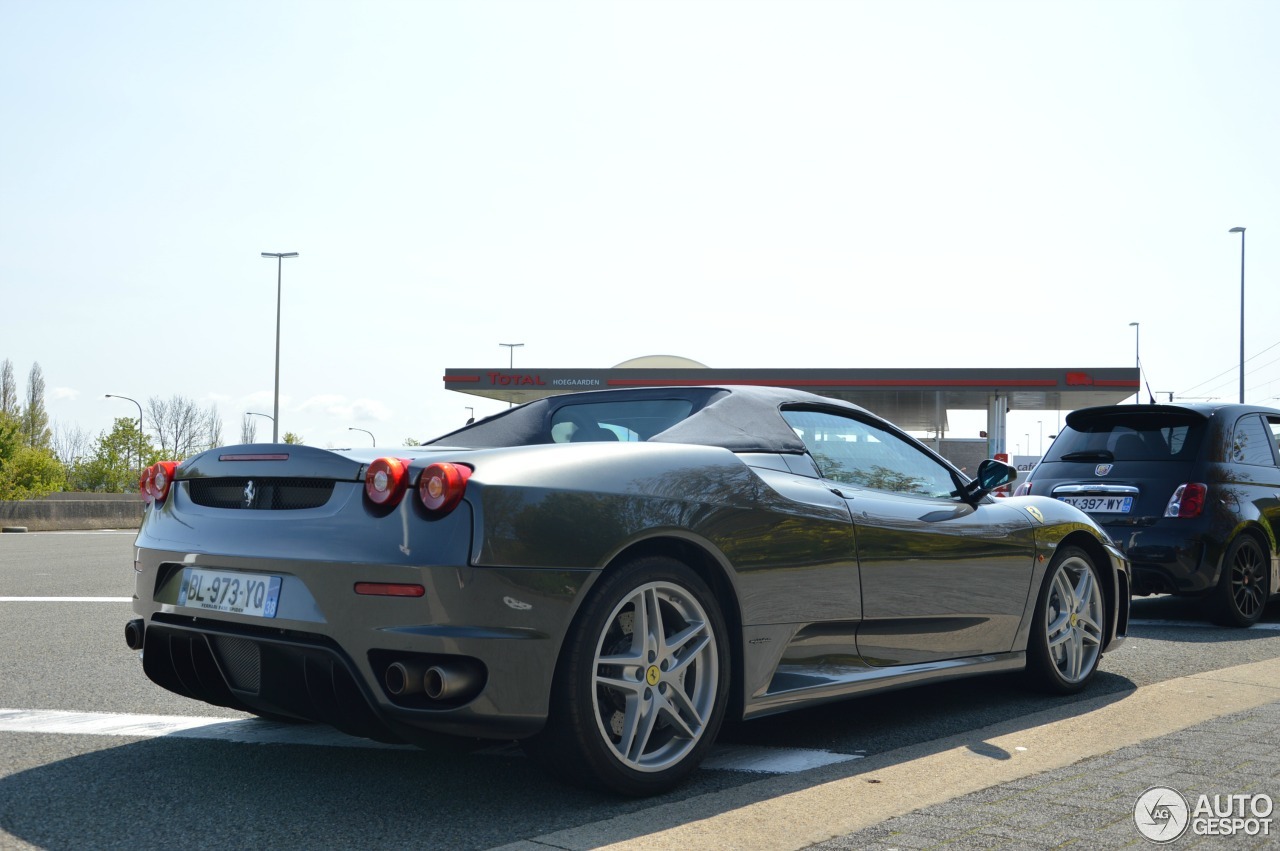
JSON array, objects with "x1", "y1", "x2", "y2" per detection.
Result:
[
  {"x1": 246, "y1": 411, "x2": 275, "y2": 444},
  {"x1": 262, "y1": 251, "x2": 299, "y2": 441},
  {"x1": 348, "y1": 427, "x2": 375, "y2": 447},
  {"x1": 499, "y1": 343, "x2": 524, "y2": 407},
  {"x1": 1128, "y1": 322, "x2": 1140, "y2": 403},
  {"x1": 105, "y1": 394, "x2": 144, "y2": 482},
  {"x1": 1229, "y1": 227, "x2": 1246, "y2": 403},
  {"x1": 499, "y1": 342, "x2": 524, "y2": 369},
  {"x1": 1037, "y1": 420, "x2": 1043, "y2": 456}
]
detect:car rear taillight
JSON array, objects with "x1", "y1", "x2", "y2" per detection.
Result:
[
  {"x1": 1013, "y1": 480, "x2": 1032, "y2": 497},
  {"x1": 140, "y1": 461, "x2": 178, "y2": 504},
  {"x1": 1164, "y1": 482, "x2": 1207, "y2": 518},
  {"x1": 418, "y1": 462, "x2": 471, "y2": 515},
  {"x1": 365, "y1": 457, "x2": 410, "y2": 507}
]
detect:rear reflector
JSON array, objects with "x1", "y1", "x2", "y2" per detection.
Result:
[{"x1": 354, "y1": 582, "x2": 425, "y2": 597}]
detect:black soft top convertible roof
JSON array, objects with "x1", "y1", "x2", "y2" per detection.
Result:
[{"x1": 425, "y1": 385, "x2": 870, "y2": 454}]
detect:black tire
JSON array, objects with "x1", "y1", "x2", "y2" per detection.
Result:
[
  {"x1": 522, "y1": 556, "x2": 730, "y2": 796},
  {"x1": 1025, "y1": 546, "x2": 1106, "y2": 695},
  {"x1": 1210, "y1": 536, "x2": 1269, "y2": 628}
]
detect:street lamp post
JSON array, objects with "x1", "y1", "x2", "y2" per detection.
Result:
[
  {"x1": 246, "y1": 411, "x2": 275, "y2": 443},
  {"x1": 261, "y1": 251, "x2": 299, "y2": 441},
  {"x1": 1129, "y1": 322, "x2": 1140, "y2": 403},
  {"x1": 499, "y1": 342, "x2": 524, "y2": 369},
  {"x1": 348, "y1": 427, "x2": 375, "y2": 447},
  {"x1": 1229, "y1": 228, "x2": 1246, "y2": 403},
  {"x1": 105, "y1": 394, "x2": 144, "y2": 482},
  {"x1": 465, "y1": 406, "x2": 475, "y2": 424},
  {"x1": 1037, "y1": 420, "x2": 1043, "y2": 456}
]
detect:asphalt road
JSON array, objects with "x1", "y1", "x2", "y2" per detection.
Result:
[{"x1": 2, "y1": 531, "x2": 1278, "y2": 850}]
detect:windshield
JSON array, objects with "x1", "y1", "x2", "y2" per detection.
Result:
[{"x1": 1046, "y1": 411, "x2": 1206, "y2": 463}]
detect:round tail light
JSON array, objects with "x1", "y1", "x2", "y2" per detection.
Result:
[
  {"x1": 143, "y1": 461, "x2": 178, "y2": 503},
  {"x1": 418, "y1": 463, "x2": 471, "y2": 515},
  {"x1": 365, "y1": 457, "x2": 409, "y2": 507}
]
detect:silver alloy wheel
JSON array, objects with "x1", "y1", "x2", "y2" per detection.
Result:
[
  {"x1": 1043, "y1": 555, "x2": 1105, "y2": 683},
  {"x1": 591, "y1": 580, "x2": 719, "y2": 773}
]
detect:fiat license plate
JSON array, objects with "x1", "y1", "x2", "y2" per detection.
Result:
[
  {"x1": 1056, "y1": 495, "x2": 1133, "y2": 513},
  {"x1": 178, "y1": 568, "x2": 281, "y2": 618}
]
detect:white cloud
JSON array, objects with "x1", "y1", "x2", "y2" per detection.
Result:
[{"x1": 50, "y1": 387, "x2": 80, "y2": 401}]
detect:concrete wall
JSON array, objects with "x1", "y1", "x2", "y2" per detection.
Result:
[{"x1": 0, "y1": 493, "x2": 143, "y2": 532}]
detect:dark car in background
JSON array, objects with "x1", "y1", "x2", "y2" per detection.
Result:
[{"x1": 1015, "y1": 403, "x2": 1280, "y2": 626}]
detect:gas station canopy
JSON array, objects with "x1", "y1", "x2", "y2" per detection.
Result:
[{"x1": 442, "y1": 364, "x2": 1140, "y2": 452}]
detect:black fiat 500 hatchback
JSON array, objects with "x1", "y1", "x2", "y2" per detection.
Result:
[{"x1": 1016, "y1": 403, "x2": 1280, "y2": 626}]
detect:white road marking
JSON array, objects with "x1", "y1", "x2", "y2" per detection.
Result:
[
  {"x1": 0, "y1": 707, "x2": 859, "y2": 773},
  {"x1": 0, "y1": 708, "x2": 411, "y2": 750},
  {"x1": 700, "y1": 743, "x2": 861, "y2": 773},
  {"x1": 0, "y1": 597, "x2": 132, "y2": 602},
  {"x1": 1130, "y1": 618, "x2": 1280, "y2": 631}
]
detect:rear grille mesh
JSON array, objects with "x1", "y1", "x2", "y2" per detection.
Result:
[{"x1": 187, "y1": 478, "x2": 335, "y2": 510}]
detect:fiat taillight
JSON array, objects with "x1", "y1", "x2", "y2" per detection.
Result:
[{"x1": 1164, "y1": 483, "x2": 1207, "y2": 518}]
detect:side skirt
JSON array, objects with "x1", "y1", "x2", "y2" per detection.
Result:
[{"x1": 742, "y1": 652, "x2": 1026, "y2": 720}]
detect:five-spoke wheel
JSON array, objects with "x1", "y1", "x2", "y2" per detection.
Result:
[
  {"x1": 524, "y1": 556, "x2": 729, "y2": 796},
  {"x1": 1027, "y1": 546, "x2": 1105, "y2": 694}
]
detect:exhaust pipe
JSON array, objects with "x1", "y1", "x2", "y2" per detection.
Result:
[
  {"x1": 124, "y1": 618, "x2": 145, "y2": 651},
  {"x1": 424, "y1": 663, "x2": 481, "y2": 701},
  {"x1": 385, "y1": 661, "x2": 428, "y2": 696}
]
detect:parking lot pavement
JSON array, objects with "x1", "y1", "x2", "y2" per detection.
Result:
[{"x1": 809, "y1": 699, "x2": 1280, "y2": 850}]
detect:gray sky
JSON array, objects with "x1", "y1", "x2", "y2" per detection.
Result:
[{"x1": 3, "y1": 0, "x2": 1278, "y2": 455}]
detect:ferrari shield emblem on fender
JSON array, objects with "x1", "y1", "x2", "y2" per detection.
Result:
[
  {"x1": 1095, "y1": 464, "x2": 1113, "y2": 477},
  {"x1": 1026, "y1": 505, "x2": 1045, "y2": 524}
]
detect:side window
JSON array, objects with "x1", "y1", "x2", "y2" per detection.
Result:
[
  {"x1": 781, "y1": 408, "x2": 959, "y2": 498},
  {"x1": 1231, "y1": 414, "x2": 1277, "y2": 466},
  {"x1": 1264, "y1": 416, "x2": 1280, "y2": 466}
]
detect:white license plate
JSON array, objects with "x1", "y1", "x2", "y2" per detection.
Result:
[
  {"x1": 178, "y1": 568, "x2": 281, "y2": 618},
  {"x1": 1056, "y1": 495, "x2": 1134, "y2": 513}
]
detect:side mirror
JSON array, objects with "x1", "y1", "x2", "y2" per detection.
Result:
[{"x1": 958, "y1": 459, "x2": 1018, "y2": 503}]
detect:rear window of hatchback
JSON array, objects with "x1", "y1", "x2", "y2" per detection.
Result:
[{"x1": 1045, "y1": 411, "x2": 1207, "y2": 463}]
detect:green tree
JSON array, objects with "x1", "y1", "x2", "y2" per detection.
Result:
[
  {"x1": 0, "y1": 445, "x2": 65, "y2": 499},
  {"x1": 0, "y1": 411, "x2": 21, "y2": 468},
  {"x1": 70, "y1": 417, "x2": 159, "y2": 493},
  {"x1": 20, "y1": 362, "x2": 51, "y2": 449},
  {"x1": 0, "y1": 359, "x2": 16, "y2": 417},
  {"x1": 282, "y1": 432, "x2": 304, "y2": 445}
]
